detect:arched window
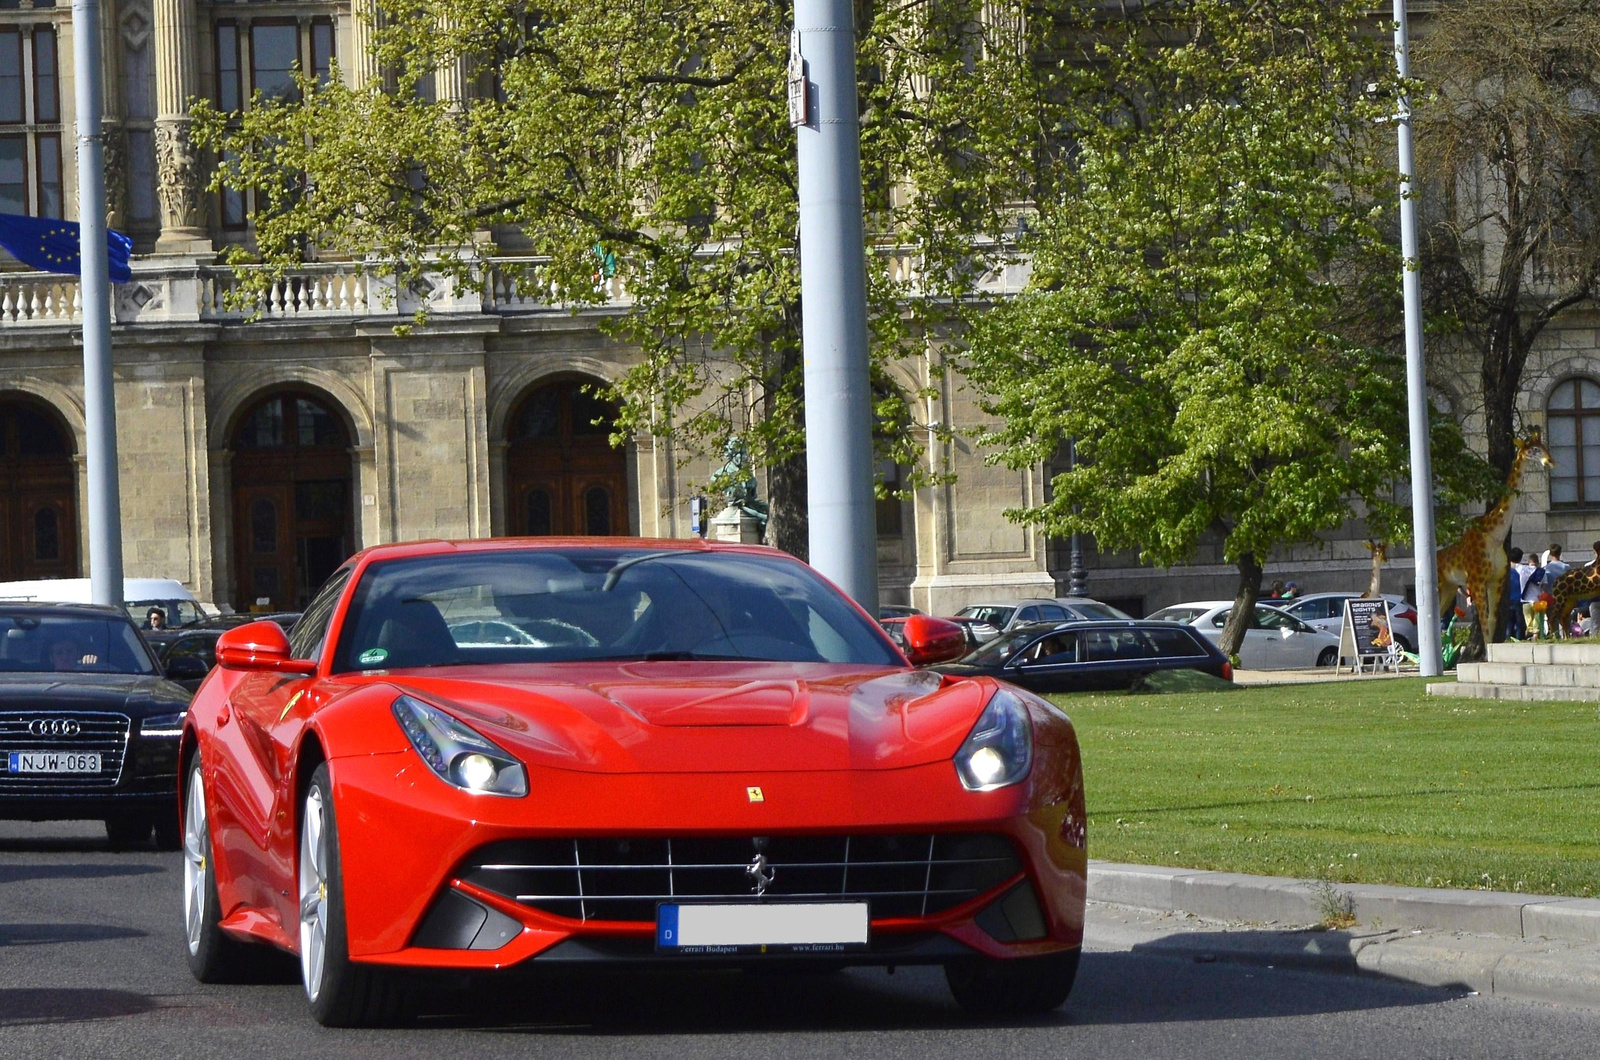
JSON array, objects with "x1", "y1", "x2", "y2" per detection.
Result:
[{"x1": 1548, "y1": 379, "x2": 1600, "y2": 506}]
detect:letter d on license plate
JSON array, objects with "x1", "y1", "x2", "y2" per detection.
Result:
[{"x1": 657, "y1": 902, "x2": 868, "y2": 954}]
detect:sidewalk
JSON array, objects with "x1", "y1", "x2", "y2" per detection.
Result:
[
  {"x1": 1089, "y1": 860, "x2": 1600, "y2": 1008},
  {"x1": 1230, "y1": 667, "x2": 1411, "y2": 686}
]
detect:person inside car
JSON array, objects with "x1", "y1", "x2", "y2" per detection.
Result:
[
  {"x1": 47, "y1": 638, "x2": 98, "y2": 671},
  {"x1": 146, "y1": 608, "x2": 167, "y2": 631}
]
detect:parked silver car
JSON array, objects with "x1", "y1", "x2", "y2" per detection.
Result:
[{"x1": 1148, "y1": 600, "x2": 1342, "y2": 669}]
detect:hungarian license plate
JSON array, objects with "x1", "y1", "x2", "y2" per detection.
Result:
[
  {"x1": 656, "y1": 902, "x2": 869, "y2": 954},
  {"x1": 7, "y1": 751, "x2": 101, "y2": 774}
]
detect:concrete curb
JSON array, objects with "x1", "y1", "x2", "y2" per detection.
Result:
[
  {"x1": 1090, "y1": 861, "x2": 1600, "y2": 1009},
  {"x1": 1089, "y1": 861, "x2": 1600, "y2": 941}
]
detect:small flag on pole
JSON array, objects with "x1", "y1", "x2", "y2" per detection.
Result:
[{"x1": 0, "y1": 213, "x2": 133, "y2": 283}]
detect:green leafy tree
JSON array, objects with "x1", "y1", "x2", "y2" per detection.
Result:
[
  {"x1": 962, "y1": 0, "x2": 1495, "y2": 658},
  {"x1": 192, "y1": 0, "x2": 1043, "y2": 557},
  {"x1": 1416, "y1": 0, "x2": 1600, "y2": 480}
]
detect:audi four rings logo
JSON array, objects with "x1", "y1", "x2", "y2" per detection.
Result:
[{"x1": 29, "y1": 718, "x2": 80, "y2": 737}]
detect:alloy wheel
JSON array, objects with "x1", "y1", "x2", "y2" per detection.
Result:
[
  {"x1": 299, "y1": 787, "x2": 329, "y2": 1001},
  {"x1": 182, "y1": 772, "x2": 207, "y2": 954}
]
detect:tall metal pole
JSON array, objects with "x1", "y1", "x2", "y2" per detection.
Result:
[
  {"x1": 793, "y1": 0, "x2": 878, "y2": 611},
  {"x1": 1394, "y1": 0, "x2": 1441, "y2": 675},
  {"x1": 73, "y1": 0, "x2": 124, "y2": 607}
]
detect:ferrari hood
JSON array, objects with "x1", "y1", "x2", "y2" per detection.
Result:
[{"x1": 378, "y1": 661, "x2": 994, "y2": 774}]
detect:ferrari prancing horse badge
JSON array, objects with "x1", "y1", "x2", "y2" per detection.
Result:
[{"x1": 746, "y1": 786, "x2": 764, "y2": 803}]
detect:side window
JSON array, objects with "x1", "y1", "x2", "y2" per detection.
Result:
[
  {"x1": 168, "y1": 635, "x2": 217, "y2": 668},
  {"x1": 1211, "y1": 610, "x2": 1228, "y2": 628},
  {"x1": 1141, "y1": 627, "x2": 1206, "y2": 657},
  {"x1": 288, "y1": 566, "x2": 352, "y2": 661},
  {"x1": 1017, "y1": 606, "x2": 1040, "y2": 623},
  {"x1": 1082, "y1": 628, "x2": 1150, "y2": 661},
  {"x1": 1039, "y1": 604, "x2": 1070, "y2": 622},
  {"x1": 1254, "y1": 606, "x2": 1293, "y2": 631},
  {"x1": 1027, "y1": 633, "x2": 1078, "y2": 664}
]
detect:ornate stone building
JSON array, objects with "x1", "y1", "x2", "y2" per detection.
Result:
[{"x1": 0, "y1": 0, "x2": 1594, "y2": 616}]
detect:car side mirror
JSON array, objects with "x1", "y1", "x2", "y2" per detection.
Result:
[
  {"x1": 901, "y1": 615, "x2": 968, "y2": 667},
  {"x1": 165, "y1": 655, "x2": 210, "y2": 680},
  {"x1": 216, "y1": 621, "x2": 316, "y2": 676}
]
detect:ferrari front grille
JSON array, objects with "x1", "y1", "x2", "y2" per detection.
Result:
[
  {"x1": 460, "y1": 833, "x2": 1022, "y2": 923},
  {"x1": 0, "y1": 711, "x2": 131, "y2": 792}
]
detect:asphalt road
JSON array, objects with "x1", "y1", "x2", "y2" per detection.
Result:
[{"x1": 4, "y1": 820, "x2": 1598, "y2": 1060}]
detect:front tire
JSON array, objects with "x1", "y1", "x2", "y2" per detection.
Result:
[
  {"x1": 300, "y1": 763, "x2": 404, "y2": 1027},
  {"x1": 184, "y1": 755, "x2": 276, "y2": 982},
  {"x1": 1316, "y1": 647, "x2": 1338, "y2": 667},
  {"x1": 946, "y1": 950, "x2": 1079, "y2": 1017},
  {"x1": 104, "y1": 814, "x2": 152, "y2": 849}
]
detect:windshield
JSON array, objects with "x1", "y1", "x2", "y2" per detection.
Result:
[
  {"x1": 956, "y1": 606, "x2": 1015, "y2": 628},
  {"x1": 958, "y1": 629, "x2": 1039, "y2": 665},
  {"x1": 127, "y1": 599, "x2": 207, "y2": 630},
  {"x1": 1149, "y1": 606, "x2": 1208, "y2": 625},
  {"x1": 332, "y1": 548, "x2": 904, "y2": 672},
  {"x1": 0, "y1": 614, "x2": 157, "y2": 675}
]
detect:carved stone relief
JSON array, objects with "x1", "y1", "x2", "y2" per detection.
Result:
[
  {"x1": 102, "y1": 126, "x2": 129, "y2": 227},
  {"x1": 154, "y1": 121, "x2": 202, "y2": 230}
]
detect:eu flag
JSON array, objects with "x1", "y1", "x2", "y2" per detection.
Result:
[{"x1": 0, "y1": 213, "x2": 132, "y2": 283}]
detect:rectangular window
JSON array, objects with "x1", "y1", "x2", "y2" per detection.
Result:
[
  {"x1": 310, "y1": 21, "x2": 335, "y2": 86},
  {"x1": 0, "y1": 133, "x2": 25, "y2": 212},
  {"x1": 0, "y1": 30, "x2": 22, "y2": 124},
  {"x1": 31, "y1": 28, "x2": 56, "y2": 123},
  {"x1": 220, "y1": 150, "x2": 245, "y2": 227},
  {"x1": 128, "y1": 129, "x2": 157, "y2": 221},
  {"x1": 251, "y1": 23, "x2": 300, "y2": 102},
  {"x1": 35, "y1": 131, "x2": 58, "y2": 217},
  {"x1": 215, "y1": 23, "x2": 240, "y2": 110}
]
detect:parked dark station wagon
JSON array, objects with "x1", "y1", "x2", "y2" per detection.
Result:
[
  {"x1": 932, "y1": 620, "x2": 1232, "y2": 693},
  {"x1": 0, "y1": 604, "x2": 192, "y2": 847}
]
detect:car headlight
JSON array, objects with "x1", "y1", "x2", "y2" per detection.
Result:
[
  {"x1": 391, "y1": 694, "x2": 528, "y2": 797},
  {"x1": 954, "y1": 688, "x2": 1033, "y2": 792},
  {"x1": 141, "y1": 711, "x2": 186, "y2": 737}
]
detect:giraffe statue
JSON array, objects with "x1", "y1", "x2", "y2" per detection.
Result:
[
  {"x1": 1548, "y1": 561, "x2": 1600, "y2": 638},
  {"x1": 1435, "y1": 429, "x2": 1553, "y2": 643}
]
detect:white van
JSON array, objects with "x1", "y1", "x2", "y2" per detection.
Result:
[{"x1": 0, "y1": 577, "x2": 213, "y2": 628}]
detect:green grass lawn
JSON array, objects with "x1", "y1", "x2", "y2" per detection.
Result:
[{"x1": 1053, "y1": 677, "x2": 1600, "y2": 896}]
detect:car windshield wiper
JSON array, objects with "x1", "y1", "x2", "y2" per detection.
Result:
[
  {"x1": 600, "y1": 551, "x2": 684, "y2": 591},
  {"x1": 583, "y1": 651, "x2": 753, "y2": 662}
]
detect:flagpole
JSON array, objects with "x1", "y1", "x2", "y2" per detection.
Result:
[{"x1": 72, "y1": 0, "x2": 123, "y2": 607}]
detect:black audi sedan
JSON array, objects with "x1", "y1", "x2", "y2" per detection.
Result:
[
  {"x1": 0, "y1": 604, "x2": 191, "y2": 848},
  {"x1": 932, "y1": 620, "x2": 1232, "y2": 693}
]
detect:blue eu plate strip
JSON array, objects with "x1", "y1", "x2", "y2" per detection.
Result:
[
  {"x1": 6, "y1": 752, "x2": 16, "y2": 773},
  {"x1": 657, "y1": 904, "x2": 680, "y2": 948}
]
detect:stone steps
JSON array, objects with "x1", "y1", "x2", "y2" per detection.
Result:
[{"x1": 1428, "y1": 640, "x2": 1600, "y2": 703}]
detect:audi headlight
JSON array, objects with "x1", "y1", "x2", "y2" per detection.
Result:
[
  {"x1": 955, "y1": 688, "x2": 1033, "y2": 791},
  {"x1": 391, "y1": 695, "x2": 528, "y2": 797},
  {"x1": 141, "y1": 712, "x2": 186, "y2": 737}
]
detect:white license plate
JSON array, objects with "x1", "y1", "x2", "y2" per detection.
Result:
[
  {"x1": 7, "y1": 751, "x2": 101, "y2": 774},
  {"x1": 656, "y1": 902, "x2": 869, "y2": 954}
]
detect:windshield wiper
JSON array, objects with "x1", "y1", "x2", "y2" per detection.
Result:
[
  {"x1": 584, "y1": 651, "x2": 752, "y2": 662},
  {"x1": 600, "y1": 551, "x2": 684, "y2": 591}
]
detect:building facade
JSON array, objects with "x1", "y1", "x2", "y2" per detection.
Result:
[{"x1": 0, "y1": 0, "x2": 1596, "y2": 616}]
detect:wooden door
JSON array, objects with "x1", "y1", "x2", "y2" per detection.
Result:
[
  {"x1": 505, "y1": 380, "x2": 629, "y2": 536},
  {"x1": 235, "y1": 484, "x2": 295, "y2": 612}
]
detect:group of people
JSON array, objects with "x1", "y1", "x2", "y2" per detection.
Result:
[{"x1": 1506, "y1": 542, "x2": 1582, "y2": 639}]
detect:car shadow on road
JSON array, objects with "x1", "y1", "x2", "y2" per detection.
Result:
[
  {"x1": 0, "y1": 988, "x2": 158, "y2": 1028},
  {"x1": 0, "y1": 861, "x2": 163, "y2": 885},
  {"x1": 413, "y1": 947, "x2": 1456, "y2": 1035},
  {"x1": 0, "y1": 922, "x2": 148, "y2": 946}
]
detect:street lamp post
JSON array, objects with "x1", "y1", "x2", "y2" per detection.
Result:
[
  {"x1": 72, "y1": 0, "x2": 125, "y2": 608},
  {"x1": 792, "y1": 0, "x2": 878, "y2": 612},
  {"x1": 1393, "y1": 0, "x2": 1442, "y2": 675}
]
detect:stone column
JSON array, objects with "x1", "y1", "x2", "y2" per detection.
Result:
[
  {"x1": 434, "y1": 15, "x2": 467, "y2": 111},
  {"x1": 346, "y1": 0, "x2": 381, "y2": 89},
  {"x1": 152, "y1": 0, "x2": 208, "y2": 252}
]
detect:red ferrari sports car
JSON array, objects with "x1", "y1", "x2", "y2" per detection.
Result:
[{"x1": 179, "y1": 539, "x2": 1087, "y2": 1026}]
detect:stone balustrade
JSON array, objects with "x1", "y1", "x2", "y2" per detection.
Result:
[{"x1": 0, "y1": 244, "x2": 1024, "y2": 331}]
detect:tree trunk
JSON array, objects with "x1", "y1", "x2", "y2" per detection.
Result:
[
  {"x1": 766, "y1": 450, "x2": 809, "y2": 561},
  {"x1": 1363, "y1": 541, "x2": 1386, "y2": 598},
  {"x1": 1217, "y1": 551, "x2": 1264, "y2": 661}
]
